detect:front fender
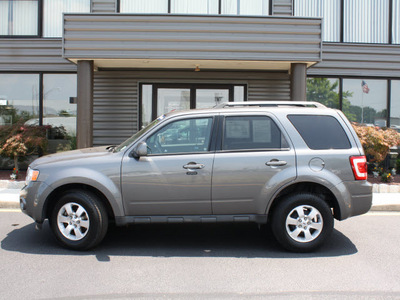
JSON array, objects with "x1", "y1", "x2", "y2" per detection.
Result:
[{"x1": 37, "y1": 168, "x2": 124, "y2": 222}]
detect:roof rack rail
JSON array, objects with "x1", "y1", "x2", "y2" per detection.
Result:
[{"x1": 215, "y1": 101, "x2": 327, "y2": 109}]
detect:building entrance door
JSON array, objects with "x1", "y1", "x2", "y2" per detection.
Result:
[{"x1": 140, "y1": 83, "x2": 246, "y2": 128}]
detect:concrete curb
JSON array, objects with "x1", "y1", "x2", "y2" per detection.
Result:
[{"x1": 0, "y1": 180, "x2": 25, "y2": 189}]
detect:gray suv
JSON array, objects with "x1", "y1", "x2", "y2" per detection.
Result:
[{"x1": 20, "y1": 102, "x2": 372, "y2": 252}]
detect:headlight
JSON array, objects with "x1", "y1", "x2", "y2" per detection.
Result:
[{"x1": 25, "y1": 167, "x2": 40, "y2": 185}]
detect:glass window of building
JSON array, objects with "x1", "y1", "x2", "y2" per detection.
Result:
[
  {"x1": 0, "y1": 74, "x2": 39, "y2": 125},
  {"x1": 343, "y1": 0, "x2": 389, "y2": 43},
  {"x1": 171, "y1": 0, "x2": 218, "y2": 14},
  {"x1": 43, "y1": 74, "x2": 77, "y2": 137},
  {"x1": 342, "y1": 79, "x2": 387, "y2": 126},
  {"x1": 221, "y1": 0, "x2": 269, "y2": 15},
  {"x1": 120, "y1": 0, "x2": 169, "y2": 13},
  {"x1": 306, "y1": 78, "x2": 340, "y2": 109},
  {"x1": 43, "y1": 0, "x2": 91, "y2": 37},
  {"x1": 0, "y1": 0, "x2": 38, "y2": 36},
  {"x1": 394, "y1": 0, "x2": 400, "y2": 44},
  {"x1": 390, "y1": 81, "x2": 400, "y2": 130},
  {"x1": 294, "y1": 0, "x2": 340, "y2": 42}
]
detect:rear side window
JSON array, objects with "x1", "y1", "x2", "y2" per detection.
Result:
[
  {"x1": 288, "y1": 115, "x2": 351, "y2": 150},
  {"x1": 223, "y1": 116, "x2": 288, "y2": 150}
]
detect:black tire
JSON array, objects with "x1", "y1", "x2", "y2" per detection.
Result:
[
  {"x1": 50, "y1": 190, "x2": 108, "y2": 250},
  {"x1": 271, "y1": 193, "x2": 333, "y2": 252}
]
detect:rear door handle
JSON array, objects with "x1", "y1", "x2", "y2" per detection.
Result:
[
  {"x1": 266, "y1": 160, "x2": 287, "y2": 167},
  {"x1": 183, "y1": 162, "x2": 205, "y2": 170}
]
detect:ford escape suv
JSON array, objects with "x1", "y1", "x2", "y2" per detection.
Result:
[{"x1": 20, "y1": 101, "x2": 372, "y2": 252}]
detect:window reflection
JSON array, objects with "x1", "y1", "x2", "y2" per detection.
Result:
[
  {"x1": 43, "y1": 0, "x2": 90, "y2": 37},
  {"x1": 120, "y1": 0, "x2": 168, "y2": 13},
  {"x1": 221, "y1": 0, "x2": 269, "y2": 15},
  {"x1": 343, "y1": 79, "x2": 387, "y2": 126},
  {"x1": 390, "y1": 81, "x2": 400, "y2": 131},
  {"x1": 306, "y1": 78, "x2": 340, "y2": 109},
  {"x1": 294, "y1": 0, "x2": 340, "y2": 42},
  {"x1": 43, "y1": 74, "x2": 77, "y2": 136},
  {"x1": 171, "y1": 0, "x2": 219, "y2": 14},
  {"x1": 394, "y1": 0, "x2": 400, "y2": 44},
  {"x1": 0, "y1": 74, "x2": 39, "y2": 125},
  {"x1": 0, "y1": 0, "x2": 38, "y2": 36}
]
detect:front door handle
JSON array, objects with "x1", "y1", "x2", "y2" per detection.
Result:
[
  {"x1": 266, "y1": 160, "x2": 287, "y2": 167},
  {"x1": 183, "y1": 162, "x2": 205, "y2": 170}
]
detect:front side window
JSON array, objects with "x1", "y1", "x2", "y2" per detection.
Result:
[
  {"x1": 43, "y1": 0, "x2": 90, "y2": 37},
  {"x1": 288, "y1": 115, "x2": 351, "y2": 150},
  {"x1": 223, "y1": 116, "x2": 285, "y2": 151},
  {"x1": 146, "y1": 117, "x2": 213, "y2": 154},
  {"x1": 0, "y1": 0, "x2": 39, "y2": 36}
]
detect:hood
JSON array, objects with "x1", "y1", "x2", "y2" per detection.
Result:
[{"x1": 30, "y1": 146, "x2": 113, "y2": 168}]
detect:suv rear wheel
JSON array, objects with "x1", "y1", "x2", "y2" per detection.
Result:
[
  {"x1": 271, "y1": 193, "x2": 333, "y2": 252},
  {"x1": 50, "y1": 190, "x2": 108, "y2": 250}
]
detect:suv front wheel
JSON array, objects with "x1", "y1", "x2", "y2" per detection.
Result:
[
  {"x1": 50, "y1": 190, "x2": 108, "y2": 250},
  {"x1": 271, "y1": 193, "x2": 333, "y2": 252}
]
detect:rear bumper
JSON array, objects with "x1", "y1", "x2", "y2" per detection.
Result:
[{"x1": 335, "y1": 180, "x2": 372, "y2": 220}]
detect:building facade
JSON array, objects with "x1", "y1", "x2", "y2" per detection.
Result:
[{"x1": 1, "y1": 0, "x2": 399, "y2": 149}]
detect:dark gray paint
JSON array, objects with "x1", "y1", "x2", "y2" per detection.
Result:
[
  {"x1": 290, "y1": 63, "x2": 307, "y2": 101},
  {"x1": 77, "y1": 60, "x2": 94, "y2": 149},
  {"x1": 63, "y1": 14, "x2": 322, "y2": 62},
  {"x1": 91, "y1": 0, "x2": 117, "y2": 13},
  {"x1": 309, "y1": 43, "x2": 400, "y2": 77},
  {"x1": 0, "y1": 39, "x2": 76, "y2": 72},
  {"x1": 272, "y1": 0, "x2": 293, "y2": 16}
]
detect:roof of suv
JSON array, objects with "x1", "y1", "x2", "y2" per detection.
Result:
[{"x1": 162, "y1": 101, "x2": 331, "y2": 119}]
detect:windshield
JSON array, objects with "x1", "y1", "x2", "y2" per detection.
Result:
[{"x1": 114, "y1": 117, "x2": 162, "y2": 152}]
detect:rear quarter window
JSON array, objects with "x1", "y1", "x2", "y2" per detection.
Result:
[{"x1": 288, "y1": 115, "x2": 351, "y2": 150}]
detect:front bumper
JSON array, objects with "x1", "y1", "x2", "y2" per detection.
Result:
[{"x1": 20, "y1": 181, "x2": 52, "y2": 224}]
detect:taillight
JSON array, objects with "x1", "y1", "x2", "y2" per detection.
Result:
[{"x1": 350, "y1": 156, "x2": 368, "y2": 180}]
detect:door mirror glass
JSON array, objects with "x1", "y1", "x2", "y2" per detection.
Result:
[{"x1": 133, "y1": 141, "x2": 148, "y2": 158}]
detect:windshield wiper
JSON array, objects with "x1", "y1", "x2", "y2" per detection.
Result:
[{"x1": 106, "y1": 145, "x2": 117, "y2": 152}]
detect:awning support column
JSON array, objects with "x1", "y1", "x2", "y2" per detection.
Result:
[
  {"x1": 76, "y1": 60, "x2": 94, "y2": 149},
  {"x1": 290, "y1": 63, "x2": 307, "y2": 102}
]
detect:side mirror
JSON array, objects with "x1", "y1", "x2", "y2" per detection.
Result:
[{"x1": 132, "y1": 141, "x2": 148, "y2": 158}]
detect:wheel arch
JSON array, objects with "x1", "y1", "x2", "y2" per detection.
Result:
[
  {"x1": 44, "y1": 184, "x2": 116, "y2": 222},
  {"x1": 267, "y1": 182, "x2": 341, "y2": 220}
]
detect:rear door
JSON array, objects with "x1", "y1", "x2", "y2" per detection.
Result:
[{"x1": 211, "y1": 113, "x2": 296, "y2": 214}]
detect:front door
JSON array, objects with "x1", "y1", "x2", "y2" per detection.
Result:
[{"x1": 121, "y1": 115, "x2": 216, "y2": 216}]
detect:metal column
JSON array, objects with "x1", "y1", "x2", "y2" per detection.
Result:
[{"x1": 76, "y1": 60, "x2": 94, "y2": 149}]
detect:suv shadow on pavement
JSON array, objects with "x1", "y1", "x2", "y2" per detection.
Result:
[{"x1": 1, "y1": 222, "x2": 357, "y2": 260}]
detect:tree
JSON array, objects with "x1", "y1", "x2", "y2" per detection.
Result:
[
  {"x1": 307, "y1": 78, "x2": 359, "y2": 121},
  {"x1": 352, "y1": 123, "x2": 400, "y2": 163},
  {"x1": 0, "y1": 122, "x2": 48, "y2": 172}
]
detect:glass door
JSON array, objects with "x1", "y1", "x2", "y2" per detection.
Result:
[
  {"x1": 140, "y1": 83, "x2": 246, "y2": 129},
  {"x1": 157, "y1": 88, "x2": 190, "y2": 116},
  {"x1": 195, "y1": 89, "x2": 230, "y2": 108}
]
